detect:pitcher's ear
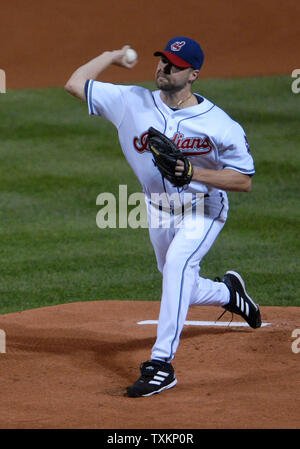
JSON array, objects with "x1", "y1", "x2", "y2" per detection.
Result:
[{"x1": 191, "y1": 69, "x2": 200, "y2": 81}]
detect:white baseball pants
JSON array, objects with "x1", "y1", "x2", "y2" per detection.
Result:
[{"x1": 147, "y1": 192, "x2": 230, "y2": 362}]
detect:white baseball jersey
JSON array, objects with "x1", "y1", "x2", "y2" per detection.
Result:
[
  {"x1": 85, "y1": 80, "x2": 255, "y2": 362},
  {"x1": 85, "y1": 80, "x2": 255, "y2": 200}
]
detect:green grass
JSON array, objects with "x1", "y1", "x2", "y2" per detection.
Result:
[{"x1": 0, "y1": 75, "x2": 299, "y2": 313}]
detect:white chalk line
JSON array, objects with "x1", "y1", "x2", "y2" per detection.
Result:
[{"x1": 138, "y1": 320, "x2": 271, "y2": 328}]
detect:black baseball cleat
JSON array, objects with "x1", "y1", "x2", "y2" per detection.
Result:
[
  {"x1": 126, "y1": 360, "x2": 177, "y2": 397},
  {"x1": 221, "y1": 270, "x2": 262, "y2": 328}
]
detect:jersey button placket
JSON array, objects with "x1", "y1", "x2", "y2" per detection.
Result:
[{"x1": 167, "y1": 118, "x2": 175, "y2": 137}]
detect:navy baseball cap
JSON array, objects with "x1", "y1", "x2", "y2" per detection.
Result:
[{"x1": 154, "y1": 36, "x2": 204, "y2": 70}]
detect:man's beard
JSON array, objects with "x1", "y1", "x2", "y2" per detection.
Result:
[
  {"x1": 155, "y1": 72, "x2": 172, "y2": 90},
  {"x1": 155, "y1": 70, "x2": 190, "y2": 92}
]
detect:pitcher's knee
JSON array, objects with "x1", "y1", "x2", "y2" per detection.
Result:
[
  {"x1": 164, "y1": 252, "x2": 181, "y2": 271},
  {"x1": 163, "y1": 252, "x2": 195, "y2": 278}
]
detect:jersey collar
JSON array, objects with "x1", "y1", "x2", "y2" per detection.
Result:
[{"x1": 153, "y1": 90, "x2": 213, "y2": 116}]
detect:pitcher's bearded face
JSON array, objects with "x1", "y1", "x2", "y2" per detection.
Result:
[{"x1": 155, "y1": 57, "x2": 197, "y2": 92}]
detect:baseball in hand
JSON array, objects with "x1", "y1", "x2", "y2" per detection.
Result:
[{"x1": 124, "y1": 48, "x2": 138, "y2": 64}]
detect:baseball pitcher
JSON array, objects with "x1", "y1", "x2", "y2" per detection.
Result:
[{"x1": 65, "y1": 37, "x2": 261, "y2": 398}]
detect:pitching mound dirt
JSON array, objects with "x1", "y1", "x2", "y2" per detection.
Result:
[{"x1": 0, "y1": 301, "x2": 299, "y2": 429}]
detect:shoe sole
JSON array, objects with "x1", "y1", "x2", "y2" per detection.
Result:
[
  {"x1": 127, "y1": 377, "x2": 177, "y2": 398},
  {"x1": 226, "y1": 270, "x2": 259, "y2": 311},
  {"x1": 141, "y1": 378, "x2": 178, "y2": 397}
]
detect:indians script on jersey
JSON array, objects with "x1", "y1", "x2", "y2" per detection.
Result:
[{"x1": 133, "y1": 131, "x2": 214, "y2": 156}]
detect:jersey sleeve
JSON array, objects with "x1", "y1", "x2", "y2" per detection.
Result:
[
  {"x1": 85, "y1": 80, "x2": 129, "y2": 128},
  {"x1": 218, "y1": 121, "x2": 255, "y2": 175}
]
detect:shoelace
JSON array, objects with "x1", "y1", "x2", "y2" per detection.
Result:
[
  {"x1": 215, "y1": 309, "x2": 234, "y2": 325},
  {"x1": 140, "y1": 363, "x2": 160, "y2": 380},
  {"x1": 214, "y1": 276, "x2": 234, "y2": 326}
]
